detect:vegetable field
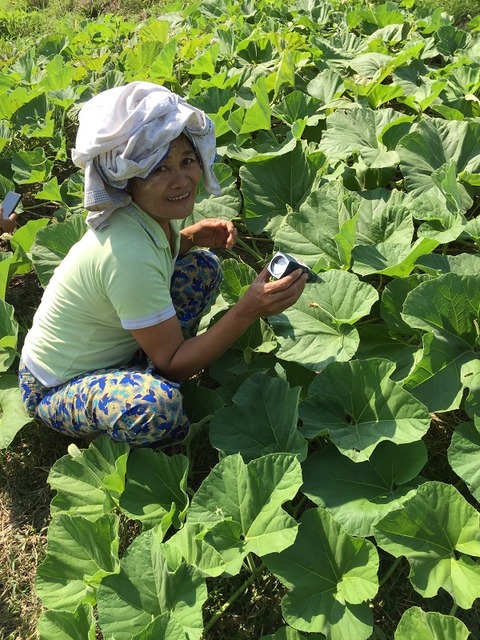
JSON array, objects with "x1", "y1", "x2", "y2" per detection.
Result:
[{"x1": 1, "y1": 0, "x2": 479, "y2": 638}]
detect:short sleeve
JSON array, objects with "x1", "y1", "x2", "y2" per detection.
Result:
[{"x1": 100, "y1": 241, "x2": 176, "y2": 329}]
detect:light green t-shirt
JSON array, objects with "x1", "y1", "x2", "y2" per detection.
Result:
[{"x1": 22, "y1": 204, "x2": 180, "y2": 386}]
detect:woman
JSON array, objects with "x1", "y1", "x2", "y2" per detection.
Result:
[{"x1": 18, "y1": 82, "x2": 307, "y2": 446}]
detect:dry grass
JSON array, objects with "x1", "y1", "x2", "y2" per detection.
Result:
[{"x1": 0, "y1": 423, "x2": 73, "y2": 640}]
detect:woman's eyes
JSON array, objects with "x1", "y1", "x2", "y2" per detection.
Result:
[{"x1": 156, "y1": 157, "x2": 197, "y2": 172}]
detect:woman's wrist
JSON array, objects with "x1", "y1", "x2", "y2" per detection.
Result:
[{"x1": 179, "y1": 228, "x2": 195, "y2": 254}]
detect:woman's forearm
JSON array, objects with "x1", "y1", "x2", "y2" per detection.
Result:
[
  {"x1": 131, "y1": 267, "x2": 307, "y2": 383},
  {"x1": 158, "y1": 301, "x2": 256, "y2": 381}
]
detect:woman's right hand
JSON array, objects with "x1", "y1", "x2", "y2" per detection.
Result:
[{"x1": 236, "y1": 266, "x2": 308, "y2": 321}]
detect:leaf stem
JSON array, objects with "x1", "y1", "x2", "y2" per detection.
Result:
[
  {"x1": 379, "y1": 557, "x2": 402, "y2": 587},
  {"x1": 203, "y1": 561, "x2": 265, "y2": 634},
  {"x1": 235, "y1": 236, "x2": 266, "y2": 265}
]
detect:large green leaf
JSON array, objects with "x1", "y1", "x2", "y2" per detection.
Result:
[
  {"x1": 272, "y1": 89, "x2": 323, "y2": 125},
  {"x1": 319, "y1": 107, "x2": 403, "y2": 161},
  {"x1": 11, "y1": 146, "x2": 53, "y2": 184},
  {"x1": 119, "y1": 448, "x2": 189, "y2": 530},
  {"x1": 355, "y1": 324, "x2": 417, "y2": 381},
  {"x1": 273, "y1": 182, "x2": 356, "y2": 270},
  {"x1": 269, "y1": 270, "x2": 378, "y2": 372},
  {"x1": 14, "y1": 93, "x2": 55, "y2": 139},
  {"x1": 300, "y1": 359, "x2": 430, "y2": 461},
  {"x1": 380, "y1": 273, "x2": 431, "y2": 335},
  {"x1": 398, "y1": 118, "x2": 480, "y2": 195},
  {"x1": 0, "y1": 249, "x2": 31, "y2": 297},
  {"x1": 37, "y1": 603, "x2": 96, "y2": 640},
  {"x1": 10, "y1": 217, "x2": 50, "y2": 255},
  {"x1": 239, "y1": 140, "x2": 324, "y2": 235},
  {"x1": 352, "y1": 237, "x2": 439, "y2": 277},
  {"x1": 187, "y1": 453, "x2": 302, "y2": 562},
  {"x1": 209, "y1": 372, "x2": 307, "y2": 461},
  {"x1": 264, "y1": 508, "x2": 379, "y2": 640},
  {"x1": 354, "y1": 188, "x2": 410, "y2": 245},
  {"x1": 0, "y1": 373, "x2": 32, "y2": 449},
  {"x1": 163, "y1": 522, "x2": 227, "y2": 578},
  {"x1": 375, "y1": 481, "x2": 480, "y2": 609},
  {"x1": 31, "y1": 214, "x2": 87, "y2": 287},
  {"x1": 0, "y1": 299, "x2": 19, "y2": 372},
  {"x1": 239, "y1": 76, "x2": 271, "y2": 134},
  {"x1": 131, "y1": 613, "x2": 187, "y2": 640},
  {"x1": 448, "y1": 420, "x2": 480, "y2": 502},
  {"x1": 302, "y1": 441, "x2": 427, "y2": 536},
  {"x1": 394, "y1": 607, "x2": 470, "y2": 640},
  {"x1": 36, "y1": 513, "x2": 120, "y2": 611},
  {"x1": 407, "y1": 189, "x2": 471, "y2": 245},
  {"x1": 225, "y1": 130, "x2": 298, "y2": 163},
  {"x1": 48, "y1": 437, "x2": 129, "y2": 518},
  {"x1": 306, "y1": 68, "x2": 347, "y2": 109},
  {"x1": 219, "y1": 258, "x2": 257, "y2": 305},
  {"x1": 402, "y1": 274, "x2": 480, "y2": 411},
  {"x1": 416, "y1": 252, "x2": 480, "y2": 277},
  {"x1": 189, "y1": 163, "x2": 242, "y2": 222},
  {"x1": 97, "y1": 527, "x2": 207, "y2": 640}
]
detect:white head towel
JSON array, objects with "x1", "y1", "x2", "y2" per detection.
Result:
[{"x1": 71, "y1": 81, "x2": 221, "y2": 229}]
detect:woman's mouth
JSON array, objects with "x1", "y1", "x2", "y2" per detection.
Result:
[{"x1": 167, "y1": 192, "x2": 191, "y2": 202}]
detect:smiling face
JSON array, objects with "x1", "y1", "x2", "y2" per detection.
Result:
[{"x1": 128, "y1": 134, "x2": 202, "y2": 230}]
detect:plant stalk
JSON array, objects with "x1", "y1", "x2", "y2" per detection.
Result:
[
  {"x1": 379, "y1": 557, "x2": 402, "y2": 587},
  {"x1": 203, "y1": 561, "x2": 265, "y2": 634},
  {"x1": 235, "y1": 236, "x2": 266, "y2": 264}
]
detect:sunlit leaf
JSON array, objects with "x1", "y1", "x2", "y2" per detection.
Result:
[
  {"x1": 269, "y1": 271, "x2": 378, "y2": 372},
  {"x1": 302, "y1": 441, "x2": 427, "y2": 536},
  {"x1": 0, "y1": 373, "x2": 31, "y2": 449},
  {"x1": 188, "y1": 453, "x2": 302, "y2": 561},
  {"x1": 36, "y1": 513, "x2": 120, "y2": 610},
  {"x1": 448, "y1": 420, "x2": 480, "y2": 502},
  {"x1": 48, "y1": 436, "x2": 129, "y2": 518},
  {"x1": 0, "y1": 300, "x2": 18, "y2": 372},
  {"x1": 398, "y1": 118, "x2": 480, "y2": 196},
  {"x1": 394, "y1": 607, "x2": 470, "y2": 640},
  {"x1": 375, "y1": 481, "x2": 480, "y2": 608},
  {"x1": 37, "y1": 603, "x2": 96, "y2": 640},
  {"x1": 239, "y1": 140, "x2": 324, "y2": 235},
  {"x1": 402, "y1": 274, "x2": 480, "y2": 411},
  {"x1": 31, "y1": 214, "x2": 87, "y2": 287},
  {"x1": 300, "y1": 358, "x2": 430, "y2": 461},
  {"x1": 209, "y1": 372, "x2": 307, "y2": 461},
  {"x1": 264, "y1": 507, "x2": 379, "y2": 639},
  {"x1": 119, "y1": 448, "x2": 189, "y2": 530},
  {"x1": 97, "y1": 527, "x2": 206, "y2": 640}
]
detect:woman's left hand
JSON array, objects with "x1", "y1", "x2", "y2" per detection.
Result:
[
  {"x1": 182, "y1": 218, "x2": 237, "y2": 250},
  {"x1": 0, "y1": 207, "x2": 18, "y2": 234}
]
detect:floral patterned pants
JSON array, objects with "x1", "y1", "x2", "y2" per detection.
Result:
[{"x1": 18, "y1": 250, "x2": 222, "y2": 446}]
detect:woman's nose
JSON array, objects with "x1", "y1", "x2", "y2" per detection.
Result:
[{"x1": 170, "y1": 167, "x2": 189, "y2": 188}]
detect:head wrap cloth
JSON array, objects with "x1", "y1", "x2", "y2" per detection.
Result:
[{"x1": 71, "y1": 81, "x2": 221, "y2": 230}]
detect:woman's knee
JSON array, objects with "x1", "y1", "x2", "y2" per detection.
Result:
[{"x1": 111, "y1": 379, "x2": 189, "y2": 444}]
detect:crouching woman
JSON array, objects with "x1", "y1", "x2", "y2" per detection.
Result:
[{"x1": 19, "y1": 82, "x2": 307, "y2": 447}]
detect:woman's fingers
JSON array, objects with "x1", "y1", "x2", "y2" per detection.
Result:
[{"x1": 0, "y1": 208, "x2": 17, "y2": 234}]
